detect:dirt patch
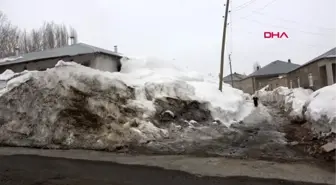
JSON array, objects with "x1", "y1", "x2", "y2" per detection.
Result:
[{"x1": 283, "y1": 122, "x2": 335, "y2": 172}]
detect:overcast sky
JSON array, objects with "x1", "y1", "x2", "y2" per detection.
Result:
[{"x1": 1, "y1": 0, "x2": 336, "y2": 76}]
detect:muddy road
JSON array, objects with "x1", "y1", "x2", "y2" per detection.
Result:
[{"x1": 0, "y1": 154, "x2": 334, "y2": 185}]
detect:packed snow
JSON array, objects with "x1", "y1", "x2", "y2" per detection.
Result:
[
  {"x1": 304, "y1": 84, "x2": 336, "y2": 134},
  {"x1": 257, "y1": 86, "x2": 313, "y2": 122},
  {"x1": 0, "y1": 56, "x2": 22, "y2": 63},
  {"x1": 0, "y1": 57, "x2": 272, "y2": 154},
  {"x1": 257, "y1": 85, "x2": 336, "y2": 135}
]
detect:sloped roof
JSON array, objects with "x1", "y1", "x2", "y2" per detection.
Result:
[
  {"x1": 289, "y1": 47, "x2": 336, "y2": 73},
  {"x1": 247, "y1": 60, "x2": 300, "y2": 78},
  {"x1": 223, "y1": 72, "x2": 246, "y2": 82},
  {"x1": 0, "y1": 43, "x2": 123, "y2": 66}
]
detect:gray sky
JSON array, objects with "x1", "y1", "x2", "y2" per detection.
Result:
[{"x1": 1, "y1": 0, "x2": 336, "y2": 76}]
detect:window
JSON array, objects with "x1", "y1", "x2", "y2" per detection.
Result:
[
  {"x1": 297, "y1": 77, "x2": 300, "y2": 88},
  {"x1": 308, "y1": 73, "x2": 313, "y2": 87},
  {"x1": 290, "y1": 80, "x2": 293, "y2": 89}
]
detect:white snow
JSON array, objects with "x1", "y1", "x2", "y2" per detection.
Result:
[
  {"x1": 286, "y1": 88, "x2": 313, "y2": 119},
  {"x1": 0, "y1": 69, "x2": 16, "y2": 80},
  {"x1": 304, "y1": 84, "x2": 336, "y2": 134},
  {"x1": 117, "y1": 57, "x2": 253, "y2": 126},
  {"x1": 0, "y1": 57, "x2": 256, "y2": 143},
  {"x1": 258, "y1": 84, "x2": 336, "y2": 135},
  {"x1": 257, "y1": 86, "x2": 313, "y2": 121},
  {"x1": 0, "y1": 56, "x2": 23, "y2": 63}
]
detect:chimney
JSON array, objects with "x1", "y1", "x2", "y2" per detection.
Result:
[
  {"x1": 288, "y1": 59, "x2": 291, "y2": 63},
  {"x1": 256, "y1": 66, "x2": 260, "y2": 70},
  {"x1": 14, "y1": 47, "x2": 19, "y2": 56},
  {"x1": 70, "y1": 36, "x2": 75, "y2": 45},
  {"x1": 114, "y1": 45, "x2": 118, "y2": 53}
]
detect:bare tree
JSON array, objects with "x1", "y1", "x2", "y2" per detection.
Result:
[
  {"x1": 0, "y1": 11, "x2": 78, "y2": 57},
  {"x1": 0, "y1": 11, "x2": 20, "y2": 58},
  {"x1": 31, "y1": 28, "x2": 43, "y2": 51},
  {"x1": 69, "y1": 26, "x2": 78, "y2": 44}
]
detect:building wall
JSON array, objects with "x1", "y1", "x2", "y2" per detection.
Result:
[
  {"x1": 239, "y1": 77, "x2": 254, "y2": 94},
  {"x1": 0, "y1": 53, "x2": 121, "y2": 74},
  {"x1": 318, "y1": 58, "x2": 336, "y2": 86},
  {"x1": 267, "y1": 76, "x2": 288, "y2": 90},
  {"x1": 286, "y1": 60, "x2": 320, "y2": 89},
  {"x1": 89, "y1": 54, "x2": 121, "y2": 72},
  {"x1": 253, "y1": 75, "x2": 281, "y2": 91},
  {"x1": 286, "y1": 58, "x2": 336, "y2": 90}
]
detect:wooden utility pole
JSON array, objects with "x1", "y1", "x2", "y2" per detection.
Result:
[
  {"x1": 218, "y1": 0, "x2": 231, "y2": 91},
  {"x1": 228, "y1": 53, "x2": 234, "y2": 87}
]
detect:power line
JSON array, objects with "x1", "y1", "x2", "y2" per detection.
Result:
[
  {"x1": 257, "y1": 0, "x2": 277, "y2": 12},
  {"x1": 250, "y1": 11, "x2": 336, "y2": 31},
  {"x1": 232, "y1": 0, "x2": 257, "y2": 11},
  {"x1": 236, "y1": 0, "x2": 336, "y2": 32},
  {"x1": 240, "y1": 31, "x2": 332, "y2": 49},
  {"x1": 240, "y1": 17, "x2": 335, "y2": 37}
]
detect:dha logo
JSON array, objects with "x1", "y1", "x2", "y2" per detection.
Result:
[{"x1": 264, "y1": 32, "x2": 289, "y2": 39}]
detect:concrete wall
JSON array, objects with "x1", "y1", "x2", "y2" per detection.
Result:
[
  {"x1": 286, "y1": 58, "x2": 336, "y2": 90},
  {"x1": 317, "y1": 58, "x2": 336, "y2": 86},
  {"x1": 224, "y1": 80, "x2": 240, "y2": 88},
  {"x1": 89, "y1": 54, "x2": 121, "y2": 72},
  {"x1": 238, "y1": 77, "x2": 254, "y2": 94},
  {"x1": 286, "y1": 60, "x2": 320, "y2": 89},
  {"x1": 0, "y1": 53, "x2": 121, "y2": 74},
  {"x1": 267, "y1": 76, "x2": 288, "y2": 90}
]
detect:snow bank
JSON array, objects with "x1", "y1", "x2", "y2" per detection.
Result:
[
  {"x1": 118, "y1": 57, "x2": 254, "y2": 125},
  {"x1": 304, "y1": 84, "x2": 336, "y2": 134},
  {"x1": 0, "y1": 56, "x2": 22, "y2": 63},
  {"x1": 0, "y1": 69, "x2": 15, "y2": 80},
  {"x1": 257, "y1": 87, "x2": 313, "y2": 122},
  {"x1": 0, "y1": 57, "x2": 258, "y2": 152}
]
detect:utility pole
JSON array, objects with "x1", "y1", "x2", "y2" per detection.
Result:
[
  {"x1": 218, "y1": 0, "x2": 230, "y2": 91},
  {"x1": 228, "y1": 53, "x2": 234, "y2": 87}
]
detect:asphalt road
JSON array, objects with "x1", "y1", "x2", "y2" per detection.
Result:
[{"x1": 0, "y1": 154, "x2": 333, "y2": 185}]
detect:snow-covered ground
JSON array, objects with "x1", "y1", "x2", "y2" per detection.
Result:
[
  {"x1": 257, "y1": 85, "x2": 336, "y2": 135},
  {"x1": 0, "y1": 57, "x2": 266, "y2": 153},
  {"x1": 257, "y1": 86, "x2": 313, "y2": 122}
]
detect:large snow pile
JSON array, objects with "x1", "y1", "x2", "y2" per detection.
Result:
[
  {"x1": 304, "y1": 84, "x2": 336, "y2": 134},
  {"x1": 0, "y1": 57, "x2": 258, "y2": 153},
  {"x1": 257, "y1": 86, "x2": 313, "y2": 122}
]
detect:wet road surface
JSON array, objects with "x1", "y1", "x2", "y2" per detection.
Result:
[{"x1": 0, "y1": 154, "x2": 333, "y2": 185}]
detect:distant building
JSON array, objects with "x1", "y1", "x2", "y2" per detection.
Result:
[
  {"x1": 223, "y1": 72, "x2": 246, "y2": 88},
  {"x1": 239, "y1": 60, "x2": 300, "y2": 94},
  {"x1": 286, "y1": 47, "x2": 336, "y2": 90},
  {"x1": 0, "y1": 43, "x2": 123, "y2": 73}
]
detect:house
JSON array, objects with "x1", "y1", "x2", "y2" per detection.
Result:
[
  {"x1": 239, "y1": 60, "x2": 300, "y2": 94},
  {"x1": 286, "y1": 47, "x2": 336, "y2": 90},
  {"x1": 223, "y1": 72, "x2": 246, "y2": 88},
  {"x1": 0, "y1": 43, "x2": 123, "y2": 73}
]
